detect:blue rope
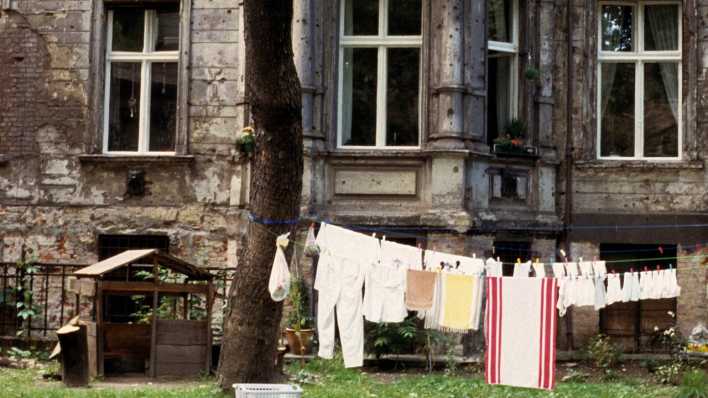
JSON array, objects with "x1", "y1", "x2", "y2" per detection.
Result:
[{"x1": 247, "y1": 212, "x2": 300, "y2": 225}]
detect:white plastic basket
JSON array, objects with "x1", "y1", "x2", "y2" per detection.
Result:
[{"x1": 233, "y1": 383, "x2": 303, "y2": 398}]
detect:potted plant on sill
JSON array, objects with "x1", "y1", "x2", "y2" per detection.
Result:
[
  {"x1": 285, "y1": 276, "x2": 314, "y2": 356},
  {"x1": 492, "y1": 118, "x2": 538, "y2": 157}
]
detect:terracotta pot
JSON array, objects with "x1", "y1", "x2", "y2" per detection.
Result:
[{"x1": 285, "y1": 328, "x2": 314, "y2": 355}]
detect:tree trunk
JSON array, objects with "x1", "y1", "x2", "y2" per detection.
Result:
[{"x1": 218, "y1": 0, "x2": 303, "y2": 389}]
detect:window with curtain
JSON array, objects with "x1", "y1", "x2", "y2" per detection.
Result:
[
  {"x1": 104, "y1": 5, "x2": 180, "y2": 154},
  {"x1": 598, "y1": 2, "x2": 681, "y2": 159},
  {"x1": 487, "y1": 0, "x2": 518, "y2": 146},
  {"x1": 338, "y1": 0, "x2": 422, "y2": 148}
]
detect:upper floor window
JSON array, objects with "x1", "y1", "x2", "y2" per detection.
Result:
[
  {"x1": 487, "y1": 0, "x2": 519, "y2": 146},
  {"x1": 598, "y1": 2, "x2": 681, "y2": 159},
  {"x1": 104, "y1": 6, "x2": 179, "y2": 154},
  {"x1": 337, "y1": 0, "x2": 422, "y2": 148}
]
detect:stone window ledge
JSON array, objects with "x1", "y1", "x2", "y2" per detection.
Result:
[
  {"x1": 574, "y1": 160, "x2": 704, "y2": 170},
  {"x1": 78, "y1": 154, "x2": 195, "y2": 164}
]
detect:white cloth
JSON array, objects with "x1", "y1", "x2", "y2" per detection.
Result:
[
  {"x1": 424, "y1": 250, "x2": 484, "y2": 275},
  {"x1": 630, "y1": 272, "x2": 641, "y2": 302},
  {"x1": 551, "y1": 263, "x2": 566, "y2": 278},
  {"x1": 532, "y1": 262, "x2": 546, "y2": 278},
  {"x1": 639, "y1": 271, "x2": 652, "y2": 300},
  {"x1": 513, "y1": 261, "x2": 532, "y2": 278},
  {"x1": 268, "y1": 234, "x2": 291, "y2": 302},
  {"x1": 486, "y1": 258, "x2": 504, "y2": 277},
  {"x1": 578, "y1": 261, "x2": 594, "y2": 277},
  {"x1": 605, "y1": 273, "x2": 623, "y2": 305},
  {"x1": 314, "y1": 223, "x2": 377, "y2": 368},
  {"x1": 557, "y1": 278, "x2": 570, "y2": 316},
  {"x1": 666, "y1": 268, "x2": 681, "y2": 298},
  {"x1": 576, "y1": 276, "x2": 596, "y2": 307},
  {"x1": 594, "y1": 275, "x2": 607, "y2": 310},
  {"x1": 564, "y1": 262, "x2": 579, "y2": 277},
  {"x1": 381, "y1": 239, "x2": 422, "y2": 270},
  {"x1": 485, "y1": 277, "x2": 559, "y2": 390},
  {"x1": 592, "y1": 261, "x2": 607, "y2": 277},
  {"x1": 363, "y1": 262, "x2": 407, "y2": 323},
  {"x1": 423, "y1": 271, "x2": 443, "y2": 329}
]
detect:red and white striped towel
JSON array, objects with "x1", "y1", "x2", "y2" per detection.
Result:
[{"x1": 485, "y1": 277, "x2": 558, "y2": 390}]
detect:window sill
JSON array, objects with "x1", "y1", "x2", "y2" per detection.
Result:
[
  {"x1": 78, "y1": 154, "x2": 195, "y2": 164},
  {"x1": 574, "y1": 160, "x2": 704, "y2": 170}
]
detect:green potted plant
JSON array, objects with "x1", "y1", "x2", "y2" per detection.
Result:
[
  {"x1": 285, "y1": 276, "x2": 314, "y2": 356},
  {"x1": 493, "y1": 119, "x2": 537, "y2": 156},
  {"x1": 236, "y1": 126, "x2": 256, "y2": 157}
]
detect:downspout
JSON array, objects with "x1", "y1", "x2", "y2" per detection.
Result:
[{"x1": 563, "y1": 0, "x2": 575, "y2": 351}]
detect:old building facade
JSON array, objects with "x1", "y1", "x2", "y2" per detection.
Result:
[{"x1": 0, "y1": 0, "x2": 705, "y2": 351}]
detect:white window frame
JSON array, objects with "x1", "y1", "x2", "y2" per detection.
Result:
[
  {"x1": 336, "y1": 0, "x2": 423, "y2": 149},
  {"x1": 596, "y1": 1, "x2": 682, "y2": 161},
  {"x1": 103, "y1": 9, "x2": 179, "y2": 155},
  {"x1": 487, "y1": 0, "x2": 520, "y2": 136}
]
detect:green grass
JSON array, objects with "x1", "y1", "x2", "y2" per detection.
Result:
[
  {"x1": 0, "y1": 360, "x2": 683, "y2": 398},
  {"x1": 289, "y1": 358, "x2": 682, "y2": 398},
  {"x1": 0, "y1": 366, "x2": 228, "y2": 398}
]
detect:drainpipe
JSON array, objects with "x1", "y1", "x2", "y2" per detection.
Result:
[{"x1": 563, "y1": 0, "x2": 575, "y2": 351}]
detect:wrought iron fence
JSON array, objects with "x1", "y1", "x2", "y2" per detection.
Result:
[{"x1": 0, "y1": 262, "x2": 236, "y2": 340}]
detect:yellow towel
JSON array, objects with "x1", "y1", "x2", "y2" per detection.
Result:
[{"x1": 440, "y1": 273, "x2": 478, "y2": 333}]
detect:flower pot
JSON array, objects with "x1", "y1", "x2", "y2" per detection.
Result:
[{"x1": 285, "y1": 328, "x2": 314, "y2": 356}]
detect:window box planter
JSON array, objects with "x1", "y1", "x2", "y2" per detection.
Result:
[{"x1": 493, "y1": 144, "x2": 538, "y2": 158}]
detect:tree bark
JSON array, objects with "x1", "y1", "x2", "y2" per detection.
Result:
[{"x1": 218, "y1": 0, "x2": 303, "y2": 389}]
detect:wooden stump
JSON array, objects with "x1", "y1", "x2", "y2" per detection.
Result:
[{"x1": 56, "y1": 323, "x2": 89, "y2": 387}]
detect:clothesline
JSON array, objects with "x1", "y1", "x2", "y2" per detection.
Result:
[
  {"x1": 246, "y1": 213, "x2": 708, "y2": 255},
  {"x1": 248, "y1": 220, "x2": 708, "y2": 268}
]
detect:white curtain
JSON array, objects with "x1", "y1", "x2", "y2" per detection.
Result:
[{"x1": 646, "y1": 5, "x2": 679, "y2": 123}]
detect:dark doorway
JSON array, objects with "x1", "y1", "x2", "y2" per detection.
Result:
[
  {"x1": 599, "y1": 243, "x2": 677, "y2": 352},
  {"x1": 493, "y1": 241, "x2": 532, "y2": 276}
]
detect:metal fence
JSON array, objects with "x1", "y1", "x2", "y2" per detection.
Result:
[{"x1": 0, "y1": 262, "x2": 236, "y2": 340}]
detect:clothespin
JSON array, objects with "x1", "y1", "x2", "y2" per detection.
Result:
[
  {"x1": 643, "y1": 266, "x2": 649, "y2": 272},
  {"x1": 656, "y1": 264, "x2": 661, "y2": 270},
  {"x1": 372, "y1": 233, "x2": 377, "y2": 239},
  {"x1": 658, "y1": 245, "x2": 664, "y2": 255},
  {"x1": 455, "y1": 261, "x2": 461, "y2": 269},
  {"x1": 496, "y1": 256, "x2": 500, "y2": 263},
  {"x1": 382, "y1": 235, "x2": 387, "y2": 241},
  {"x1": 516, "y1": 258, "x2": 521, "y2": 266},
  {"x1": 629, "y1": 267, "x2": 634, "y2": 273},
  {"x1": 579, "y1": 257, "x2": 584, "y2": 263},
  {"x1": 472, "y1": 253, "x2": 476, "y2": 259},
  {"x1": 535, "y1": 258, "x2": 540, "y2": 264},
  {"x1": 669, "y1": 263, "x2": 673, "y2": 270}
]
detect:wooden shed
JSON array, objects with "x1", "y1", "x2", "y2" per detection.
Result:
[{"x1": 73, "y1": 249, "x2": 214, "y2": 377}]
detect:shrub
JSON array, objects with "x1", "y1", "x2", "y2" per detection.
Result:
[
  {"x1": 655, "y1": 361, "x2": 683, "y2": 385},
  {"x1": 585, "y1": 334, "x2": 621, "y2": 371},
  {"x1": 676, "y1": 368, "x2": 708, "y2": 398}
]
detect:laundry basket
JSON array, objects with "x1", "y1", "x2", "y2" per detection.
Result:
[{"x1": 233, "y1": 384, "x2": 303, "y2": 398}]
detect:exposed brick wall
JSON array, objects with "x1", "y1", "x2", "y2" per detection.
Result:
[{"x1": 0, "y1": 10, "x2": 48, "y2": 155}]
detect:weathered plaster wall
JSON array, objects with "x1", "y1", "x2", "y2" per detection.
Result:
[{"x1": 0, "y1": 1, "x2": 248, "y2": 269}]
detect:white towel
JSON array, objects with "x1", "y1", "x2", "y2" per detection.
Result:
[
  {"x1": 486, "y1": 258, "x2": 504, "y2": 277},
  {"x1": 513, "y1": 261, "x2": 532, "y2": 278},
  {"x1": 551, "y1": 263, "x2": 566, "y2": 278},
  {"x1": 381, "y1": 240, "x2": 422, "y2": 270},
  {"x1": 486, "y1": 277, "x2": 558, "y2": 390},
  {"x1": 424, "y1": 250, "x2": 484, "y2": 275},
  {"x1": 606, "y1": 273, "x2": 623, "y2": 305}
]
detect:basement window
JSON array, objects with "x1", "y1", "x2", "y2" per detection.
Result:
[
  {"x1": 103, "y1": 5, "x2": 180, "y2": 154},
  {"x1": 489, "y1": 168, "x2": 528, "y2": 204}
]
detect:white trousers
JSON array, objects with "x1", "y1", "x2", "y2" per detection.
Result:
[{"x1": 315, "y1": 250, "x2": 366, "y2": 368}]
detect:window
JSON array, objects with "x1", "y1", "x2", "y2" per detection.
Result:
[
  {"x1": 97, "y1": 234, "x2": 170, "y2": 260},
  {"x1": 487, "y1": 0, "x2": 519, "y2": 146},
  {"x1": 489, "y1": 168, "x2": 528, "y2": 204},
  {"x1": 338, "y1": 0, "x2": 422, "y2": 148},
  {"x1": 598, "y1": 2, "x2": 681, "y2": 159},
  {"x1": 104, "y1": 6, "x2": 180, "y2": 154}
]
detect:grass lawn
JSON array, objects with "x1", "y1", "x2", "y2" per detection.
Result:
[{"x1": 0, "y1": 359, "x2": 683, "y2": 398}]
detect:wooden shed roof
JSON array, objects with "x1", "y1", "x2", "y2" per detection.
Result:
[{"x1": 73, "y1": 249, "x2": 212, "y2": 280}]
